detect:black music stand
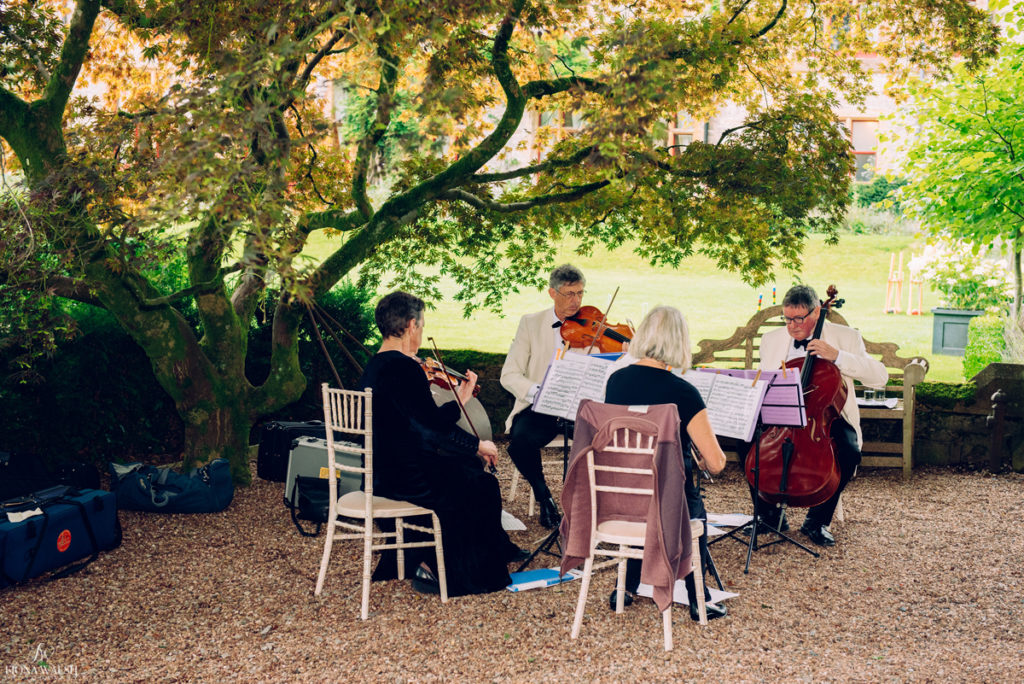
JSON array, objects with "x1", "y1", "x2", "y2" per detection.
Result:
[
  {"x1": 516, "y1": 418, "x2": 572, "y2": 572},
  {"x1": 710, "y1": 375, "x2": 819, "y2": 572}
]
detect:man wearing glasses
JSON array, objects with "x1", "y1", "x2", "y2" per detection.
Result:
[
  {"x1": 500, "y1": 264, "x2": 586, "y2": 529},
  {"x1": 752, "y1": 284, "x2": 887, "y2": 547}
]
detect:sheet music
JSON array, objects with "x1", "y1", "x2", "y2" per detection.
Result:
[
  {"x1": 679, "y1": 369, "x2": 715, "y2": 404},
  {"x1": 703, "y1": 374, "x2": 769, "y2": 441},
  {"x1": 683, "y1": 370, "x2": 769, "y2": 442},
  {"x1": 532, "y1": 354, "x2": 616, "y2": 420}
]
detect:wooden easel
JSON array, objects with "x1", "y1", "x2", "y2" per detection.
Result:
[
  {"x1": 884, "y1": 252, "x2": 904, "y2": 314},
  {"x1": 907, "y1": 254, "x2": 923, "y2": 315}
]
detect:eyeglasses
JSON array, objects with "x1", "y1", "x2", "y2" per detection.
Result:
[
  {"x1": 781, "y1": 311, "x2": 814, "y2": 325},
  {"x1": 555, "y1": 288, "x2": 585, "y2": 300}
]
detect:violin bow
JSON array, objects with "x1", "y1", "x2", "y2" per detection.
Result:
[
  {"x1": 585, "y1": 286, "x2": 620, "y2": 355},
  {"x1": 427, "y1": 337, "x2": 498, "y2": 475}
]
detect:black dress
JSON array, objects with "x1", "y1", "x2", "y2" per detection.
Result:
[{"x1": 358, "y1": 350, "x2": 515, "y2": 596}]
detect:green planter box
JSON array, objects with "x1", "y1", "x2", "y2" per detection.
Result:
[{"x1": 931, "y1": 307, "x2": 984, "y2": 356}]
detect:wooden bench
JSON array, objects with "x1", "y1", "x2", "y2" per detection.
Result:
[{"x1": 692, "y1": 305, "x2": 929, "y2": 478}]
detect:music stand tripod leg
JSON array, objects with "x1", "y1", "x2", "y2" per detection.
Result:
[{"x1": 745, "y1": 424, "x2": 820, "y2": 573}]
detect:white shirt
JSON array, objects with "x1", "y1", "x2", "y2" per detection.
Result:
[{"x1": 786, "y1": 338, "x2": 852, "y2": 371}]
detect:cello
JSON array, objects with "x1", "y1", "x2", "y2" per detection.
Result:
[{"x1": 745, "y1": 286, "x2": 846, "y2": 508}]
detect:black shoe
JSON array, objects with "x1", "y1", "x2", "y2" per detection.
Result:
[
  {"x1": 689, "y1": 601, "x2": 728, "y2": 621},
  {"x1": 800, "y1": 521, "x2": 836, "y2": 547},
  {"x1": 538, "y1": 496, "x2": 562, "y2": 530},
  {"x1": 506, "y1": 545, "x2": 531, "y2": 564},
  {"x1": 412, "y1": 566, "x2": 440, "y2": 594},
  {"x1": 608, "y1": 589, "x2": 635, "y2": 611}
]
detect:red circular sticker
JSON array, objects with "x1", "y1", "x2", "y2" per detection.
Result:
[{"x1": 56, "y1": 529, "x2": 71, "y2": 553}]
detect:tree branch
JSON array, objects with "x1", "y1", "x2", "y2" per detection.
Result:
[
  {"x1": 750, "y1": 0, "x2": 788, "y2": 40},
  {"x1": 287, "y1": 30, "x2": 350, "y2": 108},
  {"x1": 417, "y1": 0, "x2": 529, "y2": 192},
  {"x1": 726, "y1": 0, "x2": 754, "y2": 26},
  {"x1": 439, "y1": 181, "x2": 609, "y2": 213},
  {"x1": 299, "y1": 207, "x2": 369, "y2": 233},
  {"x1": 131, "y1": 264, "x2": 243, "y2": 310},
  {"x1": 471, "y1": 145, "x2": 597, "y2": 183},
  {"x1": 45, "y1": 275, "x2": 105, "y2": 307},
  {"x1": 351, "y1": 37, "x2": 400, "y2": 218},
  {"x1": 43, "y1": 0, "x2": 101, "y2": 116},
  {"x1": 522, "y1": 75, "x2": 607, "y2": 99}
]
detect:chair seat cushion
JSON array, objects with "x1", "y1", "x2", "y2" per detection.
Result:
[{"x1": 336, "y1": 491, "x2": 433, "y2": 518}]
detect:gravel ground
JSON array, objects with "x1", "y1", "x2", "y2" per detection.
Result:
[{"x1": 2, "y1": 447, "x2": 1023, "y2": 683}]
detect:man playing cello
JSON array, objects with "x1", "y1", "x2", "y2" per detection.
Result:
[
  {"x1": 500, "y1": 264, "x2": 587, "y2": 529},
  {"x1": 753, "y1": 285, "x2": 888, "y2": 547}
]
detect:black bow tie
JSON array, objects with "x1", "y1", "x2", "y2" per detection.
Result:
[
  {"x1": 794, "y1": 338, "x2": 809, "y2": 350},
  {"x1": 552, "y1": 321, "x2": 563, "y2": 329}
]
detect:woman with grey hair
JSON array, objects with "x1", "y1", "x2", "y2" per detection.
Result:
[{"x1": 603, "y1": 305, "x2": 729, "y2": 621}]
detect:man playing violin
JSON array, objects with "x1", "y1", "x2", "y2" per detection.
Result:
[
  {"x1": 500, "y1": 264, "x2": 587, "y2": 529},
  {"x1": 752, "y1": 284, "x2": 888, "y2": 546}
]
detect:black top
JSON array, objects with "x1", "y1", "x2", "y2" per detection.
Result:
[
  {"x1": 358, "y1": 350, "x2": 477, "y2": 501},
  {"x1": 605, "y1": 364, "x2": 707, "y2": 518},
  {"x1": 357, "y1": 350, "x2": 515, "y2": 596}
]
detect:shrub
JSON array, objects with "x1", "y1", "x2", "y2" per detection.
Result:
[
  {"x1": 0, "y1": 280, "x2": 379, "y2": 466},
  {"x1": 909, "y1": 238, "x2": 1014, "y2": 311},
  {"x1": 916, "y1": 381, "x2": 977, "y2": 408},
  {"x1": 962, "y1": 313, "x2": 1006, "y2": 380},
  {"x1": 855, "y1": 175, "x2": 907, "y2": 211},
  {"x1": 0, "y1": 306, "x2": 183, "y2": 467}
]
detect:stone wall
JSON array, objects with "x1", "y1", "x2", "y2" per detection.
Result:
[{"x1": 913, "y1": 398, "x2": 993, "y2": 468}]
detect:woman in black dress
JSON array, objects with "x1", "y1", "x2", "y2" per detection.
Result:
[
  {"x1": 604, "y1": 305, "x2": 728, "y2": 620},
  {"x1": 359, "y1": 291, "x2": 524, "y2": 596}
]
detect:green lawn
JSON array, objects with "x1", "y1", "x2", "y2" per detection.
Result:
[{"x1": 315, "y1": 233, "x2": 966, "y2": 382}]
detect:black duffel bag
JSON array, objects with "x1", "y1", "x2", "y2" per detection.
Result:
[{"x1": 110, "y1": 459, "x2": 234, "y2": 514}]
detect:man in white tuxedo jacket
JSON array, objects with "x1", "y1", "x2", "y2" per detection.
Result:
[
  {"x1": 500, "y1": 265, "x2": 586, "y2": 529},
  {"x1": 754, "y1": 285, "x2": 888, "y2": 546}
]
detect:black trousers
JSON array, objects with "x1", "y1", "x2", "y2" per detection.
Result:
[
  {"x1": 507, "y1": 408, "x2": 564, "y2": 499},
  {"x1": 749, "y1": 416, "x2": 861, "y2": 527}
]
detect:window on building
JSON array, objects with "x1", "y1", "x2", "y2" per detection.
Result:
[
  {"x1": 667, "y1": 113, "x2": 700, "y2": 155},
  {"x1": 532, "y1": 109, "x2": 584, "y2": 161},
  {"x1": 840, "y1": 117, "x2": 878, "y2": 182}
]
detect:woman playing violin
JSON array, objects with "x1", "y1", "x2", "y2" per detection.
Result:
[{"x1": 359, "y1": 291, "x2": 526, "y2": 596}]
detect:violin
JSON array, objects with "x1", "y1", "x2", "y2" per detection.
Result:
[
  {"x1": 424, "y1": 338, "x2": 496, "y2": 475},
  {"x1": 417, "y1": 356, "x2": 480, "y2": 397},
  {"x1": 745, "y1": 285, "x2": 846, "y2": 508},
  {"x1": 560, "y1": 305, "x2": 633, "y2": 354}
]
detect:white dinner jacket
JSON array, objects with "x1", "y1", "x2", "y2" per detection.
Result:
[
  {"x1": 759, "y1": 320, "x2": 888, "y2": 448},
  {"x1": 500, "y1": 308, "x2": 559, "y2": 431}
]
